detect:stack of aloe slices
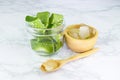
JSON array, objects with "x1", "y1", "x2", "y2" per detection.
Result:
[{"x1": 25, "y1": 11, "x2": 64, "y2": 55}]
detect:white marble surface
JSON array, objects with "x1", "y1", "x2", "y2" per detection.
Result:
[{"x1": 0, "y1": 0, "x2": 120, "y2": 80}]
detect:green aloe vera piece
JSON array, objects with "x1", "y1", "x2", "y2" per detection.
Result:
[
  {"x1": 25, "y1": 16, "x2": 37, "y2": 22},
  {"x1": 37, "y1": 11, "x2": 50, "y2": 27},
  {"x1": 25, "y1": 16, "x2": 45, "y2": 28},
  {"x1": 48, "y1": 13, "x2": 63, "y2": 28},
  {"x1": 53, "y1": 34, "x2": 63, "y2": 51},
  {"x1": 31, "y1": 37, "x2": 55, "y2": 54},
  {"x1": 55, "y1": 41, "x2": 63, "y2": 51}
]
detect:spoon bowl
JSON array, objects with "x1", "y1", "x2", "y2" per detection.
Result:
[{"x1": 40, "y1": 59, "x2": 64, "y2": 72}]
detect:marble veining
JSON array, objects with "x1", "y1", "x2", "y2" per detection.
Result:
[{"x1": 0, "y1": 0, "x2": 120, "y2": 80}]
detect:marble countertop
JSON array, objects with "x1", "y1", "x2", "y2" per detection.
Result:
[{"x1": 0, "y1": 0, "x2": 120, "y2": 80}]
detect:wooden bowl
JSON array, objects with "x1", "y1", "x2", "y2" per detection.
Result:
[{"x1": 64, "y1": 24, "x2": 98, "y2": 52}]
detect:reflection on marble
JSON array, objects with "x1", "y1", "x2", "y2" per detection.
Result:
[{"x1": 0, "y1": 0, "x2": 120, "y2": 80}]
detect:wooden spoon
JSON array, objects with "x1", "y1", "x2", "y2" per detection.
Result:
[{"x1": 40, "y1": 48, "x2": 98, "y2": 72}]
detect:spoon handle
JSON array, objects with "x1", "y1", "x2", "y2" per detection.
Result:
[{"x1": 62, "y1": 48, "x2": 99, "y2": 63}]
